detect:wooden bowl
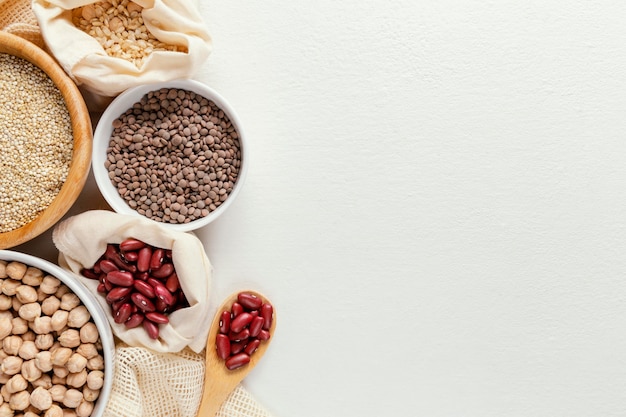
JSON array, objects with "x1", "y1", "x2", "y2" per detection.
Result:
[{"x1": 0, "y1": 32, "x2": 92, "y2": 249}]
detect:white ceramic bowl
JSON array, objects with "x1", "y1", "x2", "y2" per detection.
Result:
[
  {"x1": 0, "y1": 250, "x2": 114, "y2": 417},
  {"x1": 92, "y1": 79, "x2": 247, "y2": 232}
]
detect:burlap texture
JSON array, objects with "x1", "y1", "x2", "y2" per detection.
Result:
[{"x1": 0, "y1": 0, "x2": 45, "y2": 47}]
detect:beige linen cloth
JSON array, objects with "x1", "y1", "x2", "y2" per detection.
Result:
[
  {"x1": 32, "y1": 0, "x2": 212, "y2": 99},
  {"x1": 0, "y1": 0, "x2": 44, "y2": 47},
  {"x1": 53, "y1": 211, "x2": 275, "y2": 417}
]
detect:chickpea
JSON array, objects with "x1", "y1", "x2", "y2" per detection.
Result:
[
  {"x1": 0, "y1": 317, "x2": 13, "y2": 340},
  {"x1": 75, "y1": 400, "x2": 93, "y2": 417},
  {"x1": 10, "y1": 318, "x2": 27, "y2": 336},
  {"x1": 50, "y1": 310, "x2": 68, "y2": 333},
  {"x1": 20, "y1": 359, "x2": 41, "y2": 382},
  {"x1": 9, "y1": 390, "x2": 30, "y2": 411},
  {"x1": 44, "y1": 404, "x2": 63, "y2": 417},
  {"x1": 2, "y1": 279, "x2": 20, "y2": 296},
  {"x1": 31, "y1": 374, "x2": 52, "y2": 390},
  {"x1": 66, "y1": 370, "x2": 87, "y2": 389},
  {"x1": 0, "y1": 385, "x2": 9, "y2": 402},
  {"x1": 62, "y1": 410, "x2": 77, "y2": 417},
  {"x1": 81, "y1": 386, "x2": 99, "y2": 402},
  {"x1": 52, "y1": 365, "x2": 68, "y2": 379},
  {"x1": 41, "y1": 296, "x2": 60, "y2": 316},
  {"x1": 0, "y1": 261, "x2": 6, "y2": 278},
  {"x1": 20, "y1": 332, "x2": 35, "y2": 342},
  {"x1": 0, "y1": 295, "x2": 12, "y2": 311},
  {"x1": 30, "y1": 317, "x2": 52, "y2": 335},
  {"x1": 49, "y1": 385, "x2": 66, "y2": 402},
  {"x1": 39, "y1": 276, "x2": 60, "y2": 295},
  {"x1": 18, "y1": 303, "x2": 40, "y2": 322},
  {"x1": 58, "y1": 330, "x2": 80, "y2": 348},
  {"x1": 34, "y1": 351, "x2": 52, "y2": 373},
  {"x1": 51, "y1": 347, "x2": 72, "y2": 367},
  {"x1": 66, "y1": 354, "x2": 87, "y2": 374},
  {"x1": 67, "y1": 307, "x2": 90, "y2": 329},
  {"x1": 75, "y1": 344, "x2": 97, "y2": 360},
  {"x1": 62, "y1": 389, "x2": 82, "y2": 409},
  {"x1": 11, "y1": 298, "x2": 22, "y2": 313},
  {"x1": 15, "y1": 286, "x2": 37, "y2": 305},
  {"x1": 0, "y1": 371, "x2": 9, "y2": 385},
  {"x1": 50, "y1": 374, "x2": 65, "y2": 385},
  {"x1": 36, "y1": 287, "x2": 48, "y2": 303},
  {"x1": 29, "y1": 387, "x2": 52, "y2": 411},
  {"x1": 21, "y1": 268, "x2": 43, "y2": 287},
  {"x1": 1, "y1": 356, "x2": 23, "y2": 375},
  {"x1": 2, "y1": 336, "x2": 22, "y2": 356},
  {"x1": 5, "y1": 262, "x2": 26, "y2": 281},
  {"x1": 54, "y1": 285, "x2": 70, "y2": 299},
  {"x1": 5, "y1": 374, "x2": 27, "y2": 394},
  {"x1": 86, "y1": 355, "x2": 104, "y2": 371},
  {"x1": 34, "y1": 335, "x2": 53, "y2": 351},
  {"x1": 59, "y1": 294, "x2": 80, "y2": 312},
  {"x1": 78, "y1": 323, "x2": 98, "y2": 345},
  {"x1": 86, "y1": 370, "x2": 103, "y2": 391},
  {"x1": 0, "y1": 403, "x2": 11, "y2": 417},
  {"x1": 17, "y1": 341, "x2": 38, "y2": 360}
]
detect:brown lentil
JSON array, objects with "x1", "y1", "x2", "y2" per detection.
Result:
[
  {"x1": 105, "y1": 88, "x2": 241, "y2": 224},
  {"x1": 72, "y1": 0, "x2": 187, "y2": 69},
  {"x1": 0, "y1": 54, "x2": 73, "y2": 233}
]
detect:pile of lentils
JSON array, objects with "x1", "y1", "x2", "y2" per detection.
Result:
[
  {"x1": 105, "y1": 88, "x2": 241, "y2": 224},
  {"x1": 0, "y1": 54, "x2": 73, "y2": 233}
]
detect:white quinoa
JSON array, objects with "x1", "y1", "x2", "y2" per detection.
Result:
[{"x1": 0, "y1": 54, "x2": 73, "y2": 233}]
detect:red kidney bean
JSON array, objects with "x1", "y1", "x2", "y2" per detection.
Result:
[
  {"x1": 125, "y1": 313, "x2": 144, "y2": 328},
  {"x1": 123, "y1": 251, "x2": 139, "y2": 262},
  {"x1": 143, "y1": 319, "x2": 159, "y2": 339},
  {"x1": 249, "y1": 316, "x2": 264, "y2": 338},
  {"x1": 219, "y1": 311, "x2": 231, "y2": 334},
  {"x1": 229, "y1": 328, "x2": 250, "y2": 342},
  {"x1": 231, "y1": 302, "x2": 244, "y2": 317},
  {"x1": 81, "y1": 268, "x2": 99, "y2": 280},
  {"x1": 106, "y1": 286, "x2": 132, "y2": 302},
  {"x1": 99, "y1": 259, "x2": 119, "y2": 274},
  {"x1": 151, "y1": 263, "x2": 174, "y2": 279},
  {"x1": 114, "y1": 303, "x2": 132, "y2": 324},
  {"x1": 216, "y1": 334, "x2": 230, "y2": 360},
  {"x1": 132, "y1": 292, "x2": 156, "y2": 312},
  {"x1": 137, "y1": 247, "x2": 152, "y2": 272},
  {"x1": 81, "y1": 239, "x2": 190, "y2": 340},
  {"x1": 244, "y1": 339, "x2": 261, "y2": 356},
  {"x1": 107, "y1": 270, "x2": 134, "y2": 287},
  {"x1": 165, "y1": 273, "x2": 180, "y2": 293},
  {"x1": 230, "y1": 312, "x2": 253, "y2": 333},
  {"x1": 257, "y1": 329, "x2": 270, "y2": 341},
  {"x1": 153, "y1": 283, "x2": 175, "y2": 305},
  {"x1": 135, "y1": 271, "x2": 149, "y2": 281},
  {"x1": 120, "y1": 238, "x2": 146, "y2": 252},
  {"x1": 261, "y1": 303, "x2": 273, "y2": 330},
  {"x1": 133, "y1": 280, "x2": 156, "y2": 298},
  {"x1": 230, "y1": 341, "x2": 246, "y2": 355},
  {"x1": 237, "y1": 293, "x2": 262, "y2": 310},
  {"x1": 225, "y1": 353, "x2": 250, "y2": 370},
  {"x1": 150, "y1": 248, "x2": 165, "y2": 270},
  {"x1": 145, "y1": 312, "x2": 169, "y2": 324}
]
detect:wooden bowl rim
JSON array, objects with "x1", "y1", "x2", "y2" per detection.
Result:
[{"x1": 0, "y1": 32, "x2": 92, "y2": 249}]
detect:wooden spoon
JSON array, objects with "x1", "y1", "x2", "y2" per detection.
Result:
[{"x1": 196, "y1": 290, "x2": 276, "y2": 417}]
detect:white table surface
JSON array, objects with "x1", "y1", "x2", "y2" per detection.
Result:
[{"x1": 15, "y1": 1, "x2": 626, "y2": 416}]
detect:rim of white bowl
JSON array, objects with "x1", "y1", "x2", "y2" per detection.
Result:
[
  {"x1": 0, "y1": 250, "x2": 114, "y2": 417},
  {"x1": 92, "y1": 79, "x2": 248, "y2": 232}
]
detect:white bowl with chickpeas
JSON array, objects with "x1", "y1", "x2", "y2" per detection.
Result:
[
  {"x1": 0, "y1": 251, "x2": 114, "y2": 417},
  {"x1": 92, "y1": 79, "x2": 248, "y2": 232}
]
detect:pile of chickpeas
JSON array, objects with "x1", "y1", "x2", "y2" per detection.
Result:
[{"x1": 0, "y1": 261, "x2": 105, "y2": 417}]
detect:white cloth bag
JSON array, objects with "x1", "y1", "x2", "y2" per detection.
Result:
[
  {"x1": 52, "y1": 210, "x2": 212, "y2": 353},
  {"x1": 32, "y1": 0, "x2": 211, "y2": 99}
]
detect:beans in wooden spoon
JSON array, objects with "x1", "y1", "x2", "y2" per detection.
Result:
[{"x1": 196, "y1": 290, "x2": 276, "y2": 417}]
